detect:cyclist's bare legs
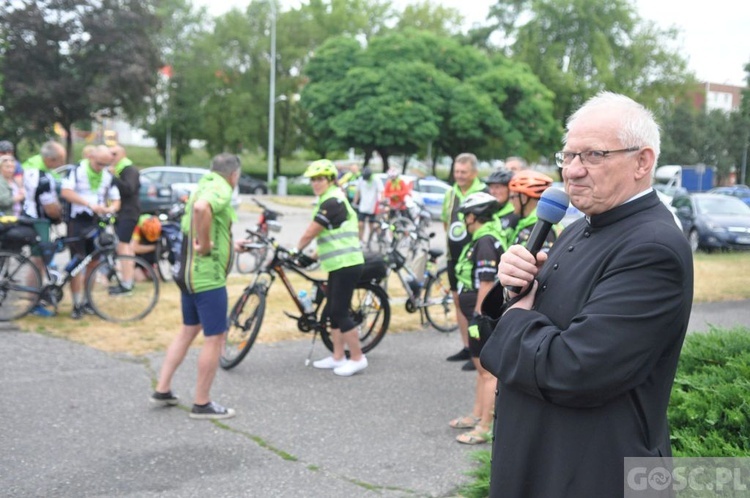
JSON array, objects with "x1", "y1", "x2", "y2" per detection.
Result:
[
  {"x1": 195, "y1": 333, "x2": 226, "y2": 405},
  {"x1": 71, "y1": 260, "x2": 97, "y2": 305},
  {"x1": 116, "y1": 241, "x2": 135, "y2": 286},
  {"x1": 331, "y1": 326, "x2": 364, "y2": 361},
  {"x1": 453, "y1": 290, "x2": 469, "y2": 349},
  {"x1": 156, "y1": 324, "x2": 201, "y2": 396}
]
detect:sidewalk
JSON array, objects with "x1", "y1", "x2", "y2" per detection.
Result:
[
  {"x1": 2, "y1": 300, "x2": 749, "y2": 497},
  {"x1": 1, "y1": 325, "x2": 478, "y2": 498}
]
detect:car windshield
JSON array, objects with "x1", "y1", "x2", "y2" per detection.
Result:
[{"x1": 695, "y1": 196, "x2": 750, "y2": 215}]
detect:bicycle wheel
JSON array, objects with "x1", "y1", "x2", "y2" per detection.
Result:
[
  {"x1": 221, "y1": 286, "x2": 266, "y2": 369},
  {"x1": 86, "y1": 255, "x2": 159, "y2": 322},
  {"x1": 320, "y1": 281, "x2": 390, "y2": 355},
  {"x1": 423, "y1": 267, "x2": 458, "y2": 333},
  {"x1": 0, "y1": 251, "x2": 42, "y2": 321},
  {"x1": 155, "y1": 236, "x2": 173, "y2": 282}
]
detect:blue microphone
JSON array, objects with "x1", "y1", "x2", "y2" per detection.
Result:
[{"x1": 507, "y1": 187, "x2": 569, "y2": 293}]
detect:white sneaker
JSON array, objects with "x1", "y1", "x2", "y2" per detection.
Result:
[
  {"x1": 312, "y1": 356, "x2": 347, "y2": 369},
  {"x1": 333, "y1": 356, "x2": 368, "y2": 377}
]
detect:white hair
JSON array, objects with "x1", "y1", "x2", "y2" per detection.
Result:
[{"x1": 564, "y1": 91, "x2": 661, "y2": 166}]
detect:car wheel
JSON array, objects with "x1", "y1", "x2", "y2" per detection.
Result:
[
  {"x1": 688, "y1": 229, "x2": 700, "y2": 253},
  {"x1": 252, "y1": 186, "x2": 266, "y2": 195}
]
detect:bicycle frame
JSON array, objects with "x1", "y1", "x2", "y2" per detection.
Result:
[
  {"x1": 242, "y1": 231, "x2": 326, "y2": 333},
  {"x1": 39, "y1": 217, "x2": 119, "y2": 310}
]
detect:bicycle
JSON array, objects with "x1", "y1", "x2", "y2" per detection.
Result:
[
  {"x1": 235, "y1": 198, "x2": 283, "y2": 274},
  {"x1": 0, "y1": 215, "x2": 159, "y2": 322},
  {"x1": 366, "y1": 204, "x2": 417, "y2": 255},
  {"x1": 220, "y1": 229, "x2": 391, "y2": 370},
  {"x1": 384, "y1": 234, "x2": 457, "y2": 333}
]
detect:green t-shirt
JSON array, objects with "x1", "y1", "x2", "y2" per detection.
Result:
[{"x1": 180, "y1": 172, "x2": 236, "y2": 293}]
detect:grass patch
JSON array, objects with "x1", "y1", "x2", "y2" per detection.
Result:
[
  {"x1": 13, "y1": 253, "x2": 750, "y2": 356},
  {"x1": 692, "y1": 252, "x2": 750, "y2": 302}
]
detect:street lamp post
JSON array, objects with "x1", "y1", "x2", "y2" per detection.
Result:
[{"x1": 267, "y1": 0, "x2": 277, "y2": 185}]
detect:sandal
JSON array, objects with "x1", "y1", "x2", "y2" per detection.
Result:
[
  {"x1": 449, "y1": 415, "x2": 480, "y2": 429},
  {"x1": 456, "y1": 426, "x2": 491, "y2": 445}
]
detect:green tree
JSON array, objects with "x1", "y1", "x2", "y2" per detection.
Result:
[
  {"x1": 0, "y1": 0, "x2": 162, "y2": 158},
  {"x1": 301, "y1": 30, "x2": 560, "y2": 177},
  {"x1": 483, "y1": 0, "x2": 692, "y2": 121},
  {"x1": 393, "y1": 1, "x2": 464, "y2": 36}
]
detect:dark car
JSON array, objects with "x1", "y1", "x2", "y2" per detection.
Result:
[
  {"x1": 708, "y1": 185, "x2": 750, "y2": 206},
  {"x1": 238, "y1": 173, "x2": 268, "y2": 195},
  {"x1": 672, "y1": 193, "x2": 750, "y2": 252},
  {"x1": 54, "y1": 164, "x2": 175, "y2": 214}
]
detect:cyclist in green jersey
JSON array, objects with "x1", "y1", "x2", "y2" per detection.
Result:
[{"x1": 152, "y1": 153, "x2": 240, "y2": 420}]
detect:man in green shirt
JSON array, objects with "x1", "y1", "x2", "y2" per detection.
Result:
[
  {"x1": 441, "y1": 153, "x2": 487, "y2": 371},
  {"x1": 152, "y1": 153, "x2": 240, "y2": 420}
]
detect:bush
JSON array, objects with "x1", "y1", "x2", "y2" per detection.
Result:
[
  {"x1": 459, "y1": 327, "x2": 750, "y2": 496},
  {"x1": 669, "y1": 327, "x2": 750, "y2": 456},
  {"x1": 287, "y1": 182, "x2": 314, "y2": 196}
]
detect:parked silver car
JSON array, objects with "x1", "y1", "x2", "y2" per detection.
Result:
[{"x1": 140, "y1": 166, "x2": 241, "y2": 209}]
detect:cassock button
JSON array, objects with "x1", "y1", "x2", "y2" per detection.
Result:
[
  {"x1": 568, "y1": 245, "x2": 574, "y2": 252},
  {"x1": 542, "y1": 284, "x2": 547, "y2": 290},
  {"x1": 553, "y1": 263, "x2": 559, "y2": 270},
  {"x1": 584, "y1": 231, "x2": 591, "y2": 237}
]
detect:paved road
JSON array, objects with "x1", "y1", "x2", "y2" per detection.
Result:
[
  {"x1": 3, "y1": 197, "x2": 749, "y2": 497},
  {"x1": 2, "y1": 298, "x2": 749, "y2": 497}
]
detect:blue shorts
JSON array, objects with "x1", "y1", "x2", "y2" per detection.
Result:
[{"x1": 181, "y1": 286, "x2": 228, "y2": 336}]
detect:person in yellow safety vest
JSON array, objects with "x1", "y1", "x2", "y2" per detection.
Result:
[
  {"x1": 293, "y1": 159, "x2": 367, "y2": 377},
  {"x1": 484, "y1": 167, "x2": 519, "y2": 249},
  {"x1": 449, "y1": 192, "x2": 506, "y2": 445},
  {"x1": 440, "y1": 152, "x2": 487, "y2": 372},
  {"x1": 507, "y1": 170, "x2": 560, "y2": 249}
]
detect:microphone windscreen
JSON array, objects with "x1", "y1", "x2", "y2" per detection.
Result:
[{"x1": 536, "y1": 188, "x2": 570, "y2": 224}]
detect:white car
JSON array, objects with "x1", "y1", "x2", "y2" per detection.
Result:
[
  {"x1": 372, "y1": 173, "x2": 450, "y2": 220},
  {"x1": 140, "y1": 166, "x2": 241, "y2": 210}
]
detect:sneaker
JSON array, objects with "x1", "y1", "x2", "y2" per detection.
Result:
[
  {"x1": 462, "y1": 360, "x2": 477, "y2": 372},
  {"x1": 108, "y1": 284, "x2": 133, "y2": 295},
  {"x1": 312, "y1": 356, "x2": 348, "y2": 369},
  {"x1": 189, "y1": 401, "x2": 236, "y2": 420},
  {"x1": 446, "y1": 347, "x2": 470, "y2": 362},
  {"x1": 333, "y1": 356, "x2": 368, "y2": 377},
  {"x1": 150, "y1": 391, "x2": 179, "y2": 407},
  {"x1": 71, "y1": 306, "x2": 84, "y2": 320},
  {"x1": 82, "y1": 303, "x2": 96, "y2": 315},
  {"x1": 30, "y1": 304, "x2": 54, "y2": 317}
]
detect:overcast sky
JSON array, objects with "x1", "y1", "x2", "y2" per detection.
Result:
[{"x1": 193, "y1": 0, "x2": 749, "y2": 87}]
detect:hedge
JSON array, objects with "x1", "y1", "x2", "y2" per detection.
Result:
[{"x1": 459, "y1": 327, "x2": 750, "y2": 497}]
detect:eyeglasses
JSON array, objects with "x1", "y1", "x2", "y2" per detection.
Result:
[
  {"x1": 310, "y1": 176, "x2": 328, "y2": 183},
  {"x1": 555, "y1": 147, "x2": 641, "y2": 168}
]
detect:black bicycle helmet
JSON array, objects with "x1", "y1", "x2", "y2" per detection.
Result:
[
  {"x1": 458, "y1": 192, "x2": 501, "y2": 221},
  {"x1": 485, "y1": 168, "x2": 514, "y2": 186},
  {"x1": 362, "y1": 166, "x2": 372, "y2": 180}
]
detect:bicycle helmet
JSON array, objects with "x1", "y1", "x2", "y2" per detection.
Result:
[
  {"x1": 508, "y1": 170, "x2": 553, "y2": 199},
  {"x1": 140, "y1": 216, "x2": 162, "y2": 243},
  {"x1": 0, "y1": 140, "x2": 14, "y2": 153},
  {"x1": 303, "y1": 159, "x2": 337, "y2": 179},
  {"x1": 458, "y1": 192, "x2": 501, "y2": 221},
  {"x1": 485, "y1": 168, "x2": 514, "y2": 186},
  {"x1": 362, "y1": 166, "x2": 372, "y2": 180},
  {"x1": 387, "y1": 167, "x2": 399, "y2": 180}
]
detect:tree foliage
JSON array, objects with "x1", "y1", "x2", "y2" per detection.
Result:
[
  {"x1": 483, "y1": 0, "x2": 693, "y2": 121},
  {"x1": 301, "y1": 29, "x2": 560, "y2": 174},
  {"x1": 0, "y1": 0, "x2": 162, "y2": 158}
]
